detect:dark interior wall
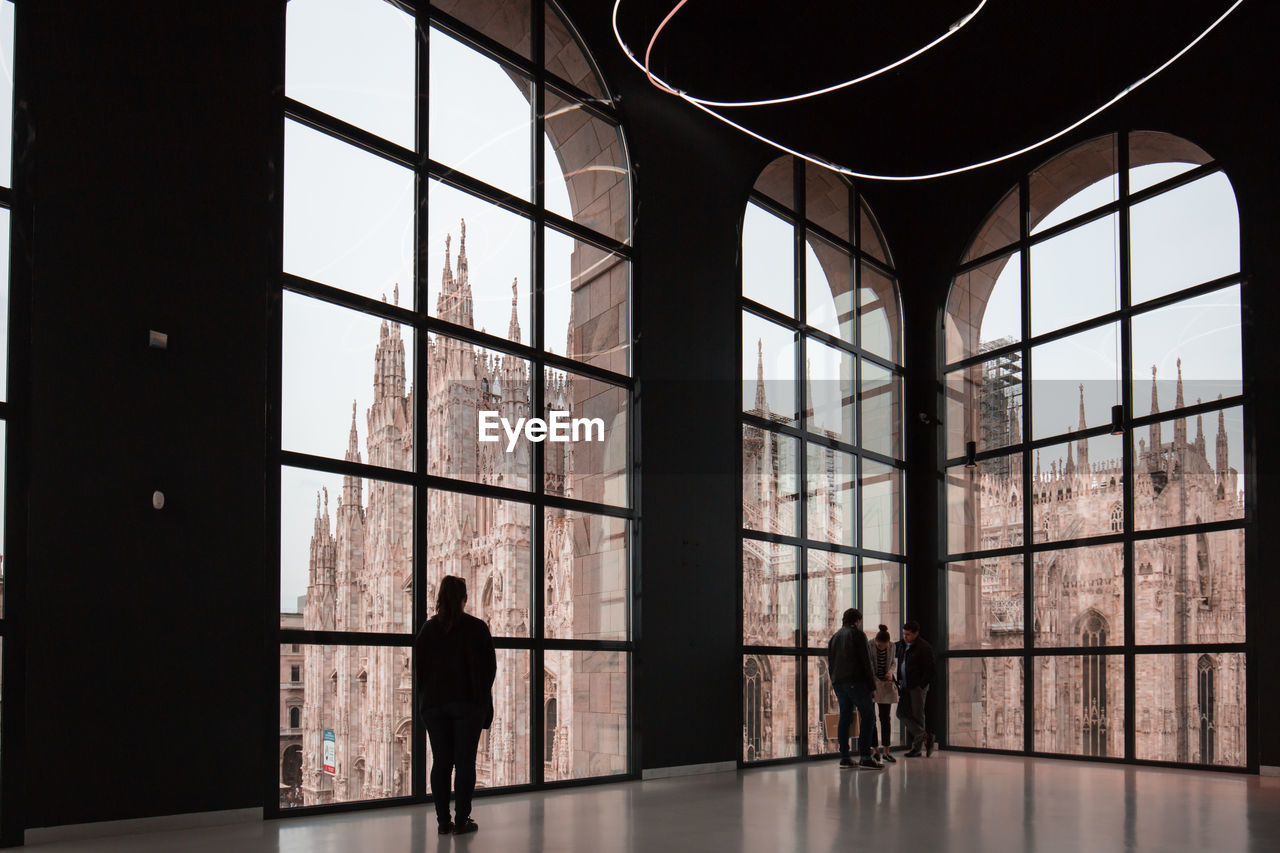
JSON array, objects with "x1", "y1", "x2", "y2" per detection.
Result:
[
  {"x1": 10, "y1": 0, "x2": 1278, "y2": 834},
  {"x1": 19, "y1": 0, "x2": 279, "y2": 827}
]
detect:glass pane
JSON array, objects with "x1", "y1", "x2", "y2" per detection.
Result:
[
  {"x1": 545, "y1": 227, "x2": 630, "y2": 374},
  {"x1": 804, "y1": 337, "x2": 853, "y2": 441},
  {"x1": 860, "y1": 361, "x2": 901, "y2": 459},
  {"x1": 427, "y1": 180, "x2": 532, "y2": 345},
  {"x1": 544, "y1": 91, "x2": 629, "y2": 244},
  {"x1": 424, "y1": 648, "x2": 532, "y2": 788},
  {"x1": 805, "y1": 233, "x2": 853, "y2": 342},
  {"x1": 427, "y1": 332, "x2": 532, "y2": 490},
  {"x1": 944, "y1": 352, "x2": 1024, "y2": 460},
  {"x1": 0, "y1": 0, "x2": 16, "y2": 186},
  {"x1": 805, "y1": 443, "x2": 854, "y2": 547},
  {"x1": 946, "y1": 555, "x2": 1023, "y2": 651},
  {"x1": 860, "y1": 459, "x2": 901, "y2": 555},
  {"x1": 947, "y1": 657, "x2": 1024, "y2": 750},
  {"x1": 946, "y1": 457, "x2": 1023, "y2": 558},
  {"x1": 283, "y1": 293, "x2": 414, "y2": 471},
  {"x1": 807, "y1": 656, "x2": 840, "y2": 755},
  {"x1": 1130, "y1": 173, "x2": 1238, "y2": 304},
  {"x1": 426, "y1": 490, "x2": 531, "y2": 637},
  {"x1": 0, "y1": 208, "x2": 9, "y2": 401},
  {"x1": 1135, "y1": 530, "x2": 1246, "y2": 645},
  {"x1": 742, "y1": 540, "x2": 799, "y2": 647},
  {"x1": 280, "y1": 644, "x2": 412, "y2": 806},
  {"x1": 742, "y1": 311, "x2": 797, "y2": 425},
  {"x1": 1133, "y1": 406, "x2": 1244, "y2": 531},
  {"x1": 1030, "y1": 322, "x2": 1119, "y2": 441},
  {"x1": 1031, "y1": 433, "x2": 1124, "y2": 544},
  {"x1": 1032, "y1": 543, "x2": 1125, "y2": 647},
  {"x1": 284, "y1": 121, "x2": 414, "y2": 304},
  {"x1": 286, "y1": 0, "x2": 415, "y2": 149},
  {"x1": 1033, "y1": 655, "x2": 1124, "y2": 757},
  {"x1": 859, "y1": 264, "x2": 899, "y2": 363},
  {"x1": 1129, "y1": 131, "x2": 1212, "y2": 194},
  {"x1": 1028, "y1": 134, "x2": 1117, "y2": 236},
  {"x1": 859, "y1": 201, "x2": 889, "y2": 264},
  {"x1": 429, "y1": 28, "x2": 532, "y2": 200},
  {"x1": 804, "y1": 162, "x2": 849, "y2": 241},
  {"x1": 544, "y1": 2, "x2": 604, "y2": 98},
  {"x1": 1130, "y1": 285, "x2": 1241, "y2": 414},
  {"x1": 1134, "y1": 653, "x2": 1245, "y2": 766},
  {"x1": 545, "y1": 509, "x2": 627, "y2": 641},
  {"x1": 962, "y1": 187, "x2": 1018, "y2": 264},
  {"x1": 742, "y1": 202, "x2": 795, "y2": 317},
  {"x1": 806, "y1": 549, "x2": 854, "y2": 647},
  {"x1": 1029, "y1": 214, "x2": 1119, "y2": 336},
  {"x1": 753, "y1": 157, "x2": 794, "y2": 211},
  {"x1": 544, "y1": 368, "x2": 628, "y2": 507},
  {"x1": 945, "y1": 251, "x2": 1020, "y2": 364},
  {"x1": 544, "y1": 651, "x2": 628, "y2": 779},
  {"x1": 742, "y1": 655, "x2": 798, "y2": 761},
  {"x1": 862, "y1": 559, "x2": 902, "y2": 645},
  {"x1": 435, "y1": 0, "x2": 532, "y2": 59},
  {"x1": 280, "y1": 466, "x2": 413, "y2": 632},
  {"x1": 742, "y1": 426, "x2": 799, "y2": 538}
]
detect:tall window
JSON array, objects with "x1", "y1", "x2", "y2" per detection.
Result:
[
  {"x1": 943, "y1": 131, "x2": 1248, "y2": 767},
  {"x1": 741, "y1": 156, "x2": 905, "y2": 762},
  {"x1": 0, "y1": 0, "x2": 14, "y2": 836},
  {"x1": 275, "y1": 0, "x2": 633, "y2": 811}
]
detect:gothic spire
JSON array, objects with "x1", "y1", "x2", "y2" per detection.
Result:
[
  {"x1": 1007, "y1": 395, "x2": 1021, "y2": 444},
  {"x1": 1216, "y1": 394, "x2": 1229, "y2": 476},
  {"x1": 1174, "y1": 359, "x2": 1187, "y2": 447},
  {"x1": 1149, "y1": 365, "x2": 1163, "y2": 456},
  {"x1": 1194, "y1": 397, "x2": 1207, "y2": 459},
  {"x1": 1077, "y1": 384, "x2": 1087, "y2": 431},
  {"x1": 1076, "y1": 384, "x2": 1090, "y2": 472},
  {"x1": 508, "y1": 278, "x2": 521, "y2": 341},
  {"x1": 754, "y1": 339, "x2": 768, "y2": 413}
]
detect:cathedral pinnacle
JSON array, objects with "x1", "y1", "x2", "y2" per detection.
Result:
[
  {"x1": 754, "y1": 339, "x2": 768, "y2": 413},
  {"x1": 508, "y1": 278, "x2": 521, "y2": 341}
]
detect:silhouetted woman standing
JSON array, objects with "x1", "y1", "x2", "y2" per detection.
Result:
[{"x1": 415, "y1": 575, "x2": 497, "y2": 835}]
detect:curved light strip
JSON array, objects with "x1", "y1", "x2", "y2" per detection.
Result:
[
  {"x1": 639, "y1": 0, "x2": 989, "y2": 108},
  {"x1": 613, "y1": 0, "x2": 1248, "y2": 182}
]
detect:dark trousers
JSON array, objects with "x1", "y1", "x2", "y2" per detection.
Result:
[
  {"x1": 897, "y1": 685, "x2": 930, "y2": 749},
  {"x1": 424, "y1": 703, "x2": 484, "y2": 825},
  {"x1": 833, "y1": 682, "x2": 877, "y2": 759},
  {"x1": 876, "y1": 702, "x2": 893, "y2": 749}
]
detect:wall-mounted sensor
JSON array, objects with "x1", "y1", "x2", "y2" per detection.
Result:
[
  {"x1": 149, "y1": 330, "x2": 168, "y2": 350},
  {"x1": 152, "y1": 490, "x2": 165, "y2": 510}
]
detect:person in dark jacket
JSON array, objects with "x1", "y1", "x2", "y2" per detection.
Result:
[
  {"x1": 414, "y1": 575, "x2": 497, "y2": 835},
  {"x1": 827, "y1": 608, "x2": 883, "y2": 769},
  {"x1": 895, "y1": 619, "x2": 936, "y2": 757}
]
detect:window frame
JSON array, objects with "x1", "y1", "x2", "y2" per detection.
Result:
[
  {"x1": 267, "y1": 0, "x2": 638, "y2": 819},
  {"x1": 738, "y1": 156, "x2": 906, "y2": 765},
  {"x1": 939, "y1": 130, "x2": 1255, "y2": 773}
]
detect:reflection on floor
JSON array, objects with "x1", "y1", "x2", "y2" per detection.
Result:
[{"x1": 26, "y1": 753, "x2": 1280, "y2": 852}]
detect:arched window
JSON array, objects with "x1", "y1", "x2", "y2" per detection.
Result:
[
  {"x1": 740, "y1": 155, "x2": 903, "y2": 763},
  {"x1": 289, "y1": 706, "x2": 301, "y2": 729},
  {"x1": 276, "y1": 0, "x2": 634, "y2": 804},
  {"x1": 1197, "y1": 655, "x2": 1216, "y2": 764},
  {"x1": 942, "y1": 131, "x2": 1248, "y2": 768},
  {"x1": 544, "y1": 697, "x2": 558, "y2": 766}
]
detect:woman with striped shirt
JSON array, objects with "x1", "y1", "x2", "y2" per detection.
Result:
[{"x1": 871, "y1": 625, "x2": 900, "y2": 763}]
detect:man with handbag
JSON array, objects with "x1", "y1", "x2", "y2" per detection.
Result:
[
  {"x1": 827, "y1": 608, "x2": 883, "y2": 769},
  {"x1": 896, "y1": 619, "x2": 937, "y2": 757}
]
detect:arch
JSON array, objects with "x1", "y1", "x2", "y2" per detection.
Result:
[
  {"x1": 289, "y1": 706, "x2": 301, "y2": 729},
  {"x1": 1197, "y1": 654, "x2": 1216, "y2": 764},
  {"x1": 281, "y1": 744, "x2": 303, "y2": 789}
]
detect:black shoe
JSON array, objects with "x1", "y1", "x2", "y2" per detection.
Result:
[
  {"x1": 438, "y1": 821, "x2": 454, "y2": 835},
  {"x1": 881, "y1": 752, "x2": 897, "y2": 763},
  {"x1": 859, "y1": 757, "x2": 884, "y2": 769},
  {"x1": 453, "y1": 818, "x2": 479, "y2": 835},
  {"x1": 926, "y1": 734, "x2": 936, "y2": 757},
  {"x1": 839, "y1": 757, "x2": 856, "y2": 769},
  {"x1": 904, "y1": 749, "x2": 923, "y2": 757}
]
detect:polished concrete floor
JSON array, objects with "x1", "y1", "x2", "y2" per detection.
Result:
[{"x1": 25, "y1": 753, "x2": 1280, "y2": 851}]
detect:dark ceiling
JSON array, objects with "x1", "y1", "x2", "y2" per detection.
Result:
[{"x1": 582, "y1": 0, "x2": 1271, "y2": 178}]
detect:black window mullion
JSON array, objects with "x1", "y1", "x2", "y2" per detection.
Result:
[
  {"x1": 792, "y1": 157, "x2": 809, "y2": 757},
  {"x1": 529, "y1": 0, "x2": 547, "y2": 790},
  {"x1": 1117, "y1": 130, "x2": 1137, "y2": 762},
  {"x1": 1018, "y1": 176, "x2": 1035, "y2": 755}
]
